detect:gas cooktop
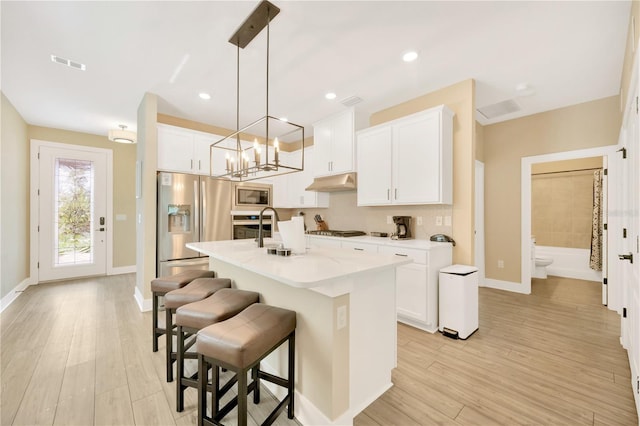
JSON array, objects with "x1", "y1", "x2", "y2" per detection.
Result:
[{"x1": 306, "y1": 230, "x2": 367, "y2": 237}]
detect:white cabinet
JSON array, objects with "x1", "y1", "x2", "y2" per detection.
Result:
[
  {"x1": 272, "y1": 147, "x2": 329, "y2": 209},
  {"x1": 313, "y1": 108, "x2": 355, "y2": 177},
  {"x1": 380, "y1": 244, "x2": 452, "y2": 333},
  {"x1": 341, "y1": 240, "x2": 378, "y2": 253},
  {"x1": 356, "y1": 105, "x2": 454, "y2": 206},
  {"x1": 157, "y1": 124, "x2": 222, "y2": 175}
]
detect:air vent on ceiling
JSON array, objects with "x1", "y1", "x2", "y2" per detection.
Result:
[
  {"x1": 476, "y1": 99, "x2": 521, "y2": 120},
  {"x1": 50, "y1": 55, "x2": 86, "y2": 71},
  {"x1": 340, "y1": 96, "x2": 363, "y2": 107}
]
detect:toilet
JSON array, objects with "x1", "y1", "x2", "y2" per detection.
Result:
[{"x1": 531, "y1": 238, "x2": 553, "y2": 279}]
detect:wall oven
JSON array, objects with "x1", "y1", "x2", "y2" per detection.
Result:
[
  {"x1": 232, "y1": 182, "x2": 272, "y2": 210},
  {"x1": 231, "y1": 211, "x2": 274, "y2": 240}
]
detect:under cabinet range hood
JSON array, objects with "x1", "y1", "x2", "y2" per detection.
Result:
[{"x1": 305, "y1": 172, "x2": 357, "y2": 192}]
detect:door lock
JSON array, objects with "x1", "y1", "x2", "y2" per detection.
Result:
[{"x1": 618, "y1": 253, "x2": 634, "y2": 263}]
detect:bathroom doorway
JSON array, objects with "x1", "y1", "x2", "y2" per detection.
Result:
[{"x1": 521, "y1": 145, "x2": 621, "y2": 312}]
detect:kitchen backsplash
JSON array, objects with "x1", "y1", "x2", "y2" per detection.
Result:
[{"x1": 289, "y1": 191, "x2": 453, "y2": 239}]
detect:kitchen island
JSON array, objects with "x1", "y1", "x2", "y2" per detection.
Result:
[{"x1": 187, "y1": 239, "x2": 411, "y2": 426}]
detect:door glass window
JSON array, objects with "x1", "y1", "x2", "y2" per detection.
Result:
[{"x1": 54, "y1": 158, "x2": 94, "y2": 266}]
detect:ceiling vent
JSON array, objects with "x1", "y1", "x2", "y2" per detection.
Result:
[
  {"x1": 476, "y1": 99, "x2": 520, "y2": 120},
  {"x1": 50, "y1": 54, "x2": 86, "y2": 71},
  {"x1": 340, "y1": 96, "x2": 363, "y2": 107}
]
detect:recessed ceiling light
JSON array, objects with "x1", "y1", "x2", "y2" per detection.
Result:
[
  {"x1": 515, "y1": 83, "x2": 536, "y2": 97},
  {"x1": 199, "y1": 92, "x2": 211, "y2": 100},
  {"x1": 279, "y1": 117, "x2": 288, "y2": 122},
  {"x1": 325, "y1": 92, "x2": 337, "y2": 100},
  {"x1": 402, "y1": 51, "x2": 418, "y2": 62}
]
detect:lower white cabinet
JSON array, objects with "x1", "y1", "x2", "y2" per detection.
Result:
[{"x1": 307, "y1": 236, "x2": 452, "y2": 332}]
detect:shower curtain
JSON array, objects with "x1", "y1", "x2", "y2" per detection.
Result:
[{"x1": 590, "y1": 170, "x2": 603, "y2": 271}]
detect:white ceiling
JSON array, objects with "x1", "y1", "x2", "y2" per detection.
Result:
[{"x1": 1, "y1": 1, "x2": 631, "y2": 140}]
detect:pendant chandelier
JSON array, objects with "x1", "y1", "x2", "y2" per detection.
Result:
[{"x1": 210, "y1": 0, "x2": 304, "y2": 181}]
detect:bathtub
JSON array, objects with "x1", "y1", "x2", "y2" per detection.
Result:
[{"x1": 535, "y1": 245, "x2": 602, "y2": 282}]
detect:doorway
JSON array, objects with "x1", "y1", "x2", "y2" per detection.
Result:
[
  {"x1": 30, "y1": 140, "x2": 113, "y2": 282},
  {"x1": 521, "y1": 145, "x2": 619, "y2": 303}
]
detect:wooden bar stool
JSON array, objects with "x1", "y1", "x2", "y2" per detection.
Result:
[
  {"x1": 151, "y1": 270, "x2": 214, "y2": 353},
  {"x1": 163, "y1": 277, "x2": 232, "y2": 382},
  {"x1": 175, "y1": 288, "x2": 260, "y2": 412},
  {"x1": 196, "y1": 303, "x2": 296, "y2": 426}
]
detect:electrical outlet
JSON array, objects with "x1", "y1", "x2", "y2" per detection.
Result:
[
  {"x1": 417, "y1": 216, "x2": 423, "y2": 226},
  {"x1": 498, "y1": 260, "x2": 504, "y2": 268},
  {"x1": 387, "y1": 216, "x2": 393, "y2": 225},
  {"x1": 444, "y1": 216, "x2": 452, "y2": 226},
  {"x1": 337, "y1": 305, "x2": 347, "y2": 330},
  {"x1": 436, "y1": 216, "x2": 443, "y2": 226}
]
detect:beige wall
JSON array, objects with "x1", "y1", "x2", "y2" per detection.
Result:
[
  {"x1": 483, "y1": 96, "x2": 620, "y2": 283},
  {"x1": 29, "y1": 126, "x2": 137, "y2": 269},
  {"x1": 368, "y1": 79, "x2": 476, "y2": 265},
  {"x1": 1, "y1": 93, "x2": 29, "y2": 299}
]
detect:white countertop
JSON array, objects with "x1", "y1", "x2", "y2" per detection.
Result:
[
  {"x1": 187, "y1": 239, "x2": 411, "y2": 289},
  {"x1": 304, "y1": 234, "x2": 453, "y2": 250}
]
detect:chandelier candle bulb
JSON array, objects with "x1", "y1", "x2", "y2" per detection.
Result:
[{"x1": 274, "y1": 138, "x2": 279, "y2": 164}]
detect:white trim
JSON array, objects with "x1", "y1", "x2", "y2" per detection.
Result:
[
  {"x1": 483, "y1": 278, "x2": 529, "y2": 294},
  {"x1": 30, "y1": 139, "x2": 114, "y2": 284},
  {"x1": 0, "y1": 278, "x2": 32, "y2": 313},
  {"x1": 134, "y1": 285, "x2": 152, "y2": 312},
  {"x1": 521, "y1": 146, "x2": 618, "y2": 296},
  {"x1": 108, "y1": 265, "x2": 136, "y2": 275}
]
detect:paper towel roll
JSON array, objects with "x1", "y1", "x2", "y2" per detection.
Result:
[{"x1": 278, "y1": 217, "x2": 306, "y2": 254}]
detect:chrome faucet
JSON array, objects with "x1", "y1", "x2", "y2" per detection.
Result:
[{"x1": 257, "y1": 207, "x2": 280, "y2": 248}]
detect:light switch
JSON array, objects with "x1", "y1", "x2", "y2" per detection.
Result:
[
  {"x1": 337, "y1": 305, "x2": 347, "y2": 330},
  {"x1": 444, "y1": 216, "x2": 452, "y2": 226},
  {"x1": 436, "y1": 216, "x2": 443, "y2": 226},
  {"x1": 417, "y1": 216, "x2": 423, "y2": 226}
]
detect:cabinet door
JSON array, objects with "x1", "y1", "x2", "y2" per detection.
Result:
[
  {"x1": 271, "y1": 154, "x2": 290, "y2": 208},
  {"x1": 395, "y1": 262, "x2": 428, "y2": 323},
  {"x1": 330, "y1": 109, "x2": 354, "y2": 174},
  {"x1": 356, "y1": 126, "x2": 392, "y2": 206},
  {"x1": 193, "y1": 134, "x2": 220, "y2": 175},
  {"x1": 157, "y1": 126, "x2": 194, "y2": 173},
  {"x1": 393, "y1": 112, "x2": 441, "y2": 204},
  {"x1": 312, "y1": 119, "x2": 332, "y2": 177}
]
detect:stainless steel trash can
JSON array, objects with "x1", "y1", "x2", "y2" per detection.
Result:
[{"x1": 438, "y1": 264, "x2": 479, "y2": 339}]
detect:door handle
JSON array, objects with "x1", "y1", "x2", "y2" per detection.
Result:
[{"x1": 619, "y1": 253, "x2": 634, "y2": 263}]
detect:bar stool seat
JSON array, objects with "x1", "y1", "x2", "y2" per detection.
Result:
[
  {"x1": 163, "y1": 278, "x2": 232, "y2": 383},
  {"x1": 196, "y1": 303, "x2": 296, "y2": 426},
  {"x1": 175, "y1": 288, "x2": 260, "y2": 412}
]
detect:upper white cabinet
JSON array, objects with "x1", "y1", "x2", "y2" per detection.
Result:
[
  {"x1": 313, "y1": 108, "x2": 355, "y2": 177},
  {"x1": 157, "y1": 124, "x2": 223, "y2": 175},
  {"x1": 272, "y1": 147, "x2": 329, "y2": 209},
  {"x1": 356, "y1": 105, "x2": 454, "y2": 206}
]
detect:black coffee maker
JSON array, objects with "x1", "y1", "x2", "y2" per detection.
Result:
[{"x1": 392, "y1": 216, "x2": 411, "y2": 240}]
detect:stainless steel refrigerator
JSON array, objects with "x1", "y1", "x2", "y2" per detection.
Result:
[{"x1": 157, "y1": 172, "x2": 231, "y2": 277}]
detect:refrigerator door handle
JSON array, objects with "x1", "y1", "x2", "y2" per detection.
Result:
[
  {"x1": 201, "y1": 179, "x2": 206, "y2": 242},
  {"x1": 194, "y1": 179, "x2": 200, "y2": 247}
]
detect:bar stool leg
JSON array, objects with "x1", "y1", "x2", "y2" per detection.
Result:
[
  {"x1": 252, "y1": 363, "x2": 260, "y2": 404},
  {"x1": 288, "y1": 332, "x2": 295, "y2": 419},
  {"x1": 165, "y1": 307, "x2": 174, "y2": 382},
  {"x1": 237, "y1": 368, "x2": 248, "y2": 426},
  {"x1": 152, "y1": 292, "x2": 160, "y2": 352},
  {"x1": 197, "y1": 354, "x2": 207, "y2": 426},
  {"x1": 176, "y1": 324, "x2": 185, "y2": 412}
]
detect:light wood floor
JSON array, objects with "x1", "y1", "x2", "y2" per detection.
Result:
[
  {"x1": 356, "y1": 276, "x2": 638, "y2": 426},
  {"x1": 1, "y1": 274, "x2": 637, "y2": 425}
]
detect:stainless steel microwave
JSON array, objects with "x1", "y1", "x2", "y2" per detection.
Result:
[{"x1": 232, "y1": 182, "x2": 272, "y2": 209}]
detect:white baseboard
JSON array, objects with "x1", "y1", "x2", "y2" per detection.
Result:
[
  {"x1": 134, "y1": 285, "x2": 152, "y2": 312},
  {"x1": 483, "y1": 278, "x2": 530, "y2": 294},
  {"x1": 1, "y1": 278, "x2": 32, "y2": 313},
  {"x1": 109, "y1": 265, "x2": 136, "y2": 275}
]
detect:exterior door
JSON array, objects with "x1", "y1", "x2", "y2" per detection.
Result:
[{"x1": 37, "y1": 144, "x2": 108, "y2": 281}]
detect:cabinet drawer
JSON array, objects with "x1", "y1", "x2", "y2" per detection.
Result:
[
  {"x1": 380, "y1": 246, "x2": 427, "y2": 264},
  {"x1": 341, "y1": 241, "x2": 378, "y2": 253}
]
